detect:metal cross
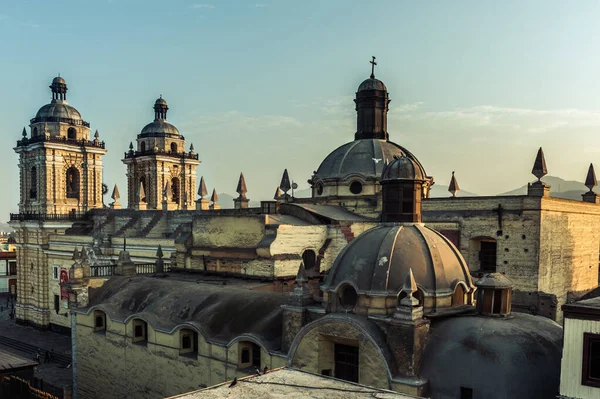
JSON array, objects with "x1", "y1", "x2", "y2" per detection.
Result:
[{"x1": 370, "y1": 56, "x2": 377, "y2": 78}]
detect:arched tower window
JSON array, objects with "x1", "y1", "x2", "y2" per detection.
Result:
[
  {"x1": 452, "y1": 283, "x2": 466, "y2": 306},
  {"x1": 66, "y1": 167, "x2": 80, "y2": 199},
  {"x1": 140, "y1": 141, "x2": 146, "y2": 153},
  {"x1": 33, "y1": 127, "x2": 38, "y2": 137},
  {"x1": 139, "y1": 177, "x2": 147, "y2": 202},
  {"x1": 67, "y1": 127, "x2": 77, "y2": 140},
  {"x1": 170, "y1": 142, "x2": 178, "y2": 153},
  {"x1": 302, "y1": 250, "x2": 317, "y2": 272},
  {"x1": 30, "y1": 167, "x2": 37, "y2": 199},
  {"x1": 171, "y1": 177, "x2": 180, "y2": 204}
]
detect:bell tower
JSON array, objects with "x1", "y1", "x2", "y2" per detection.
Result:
[
  {"x1": 11, "y1": 76, "x2": 107, "y2": 329},
  {"x1": 122, "y1": 97, "x2": 200, "y2": 210}
]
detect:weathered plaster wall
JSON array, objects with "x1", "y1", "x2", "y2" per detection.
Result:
[{"x1": 560, "y1": 317, "x2": 600, "y2": 399}]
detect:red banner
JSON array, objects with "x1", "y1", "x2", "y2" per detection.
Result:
[{"x1": 60, "y1": 268, "x2": 69, "y2": 300}]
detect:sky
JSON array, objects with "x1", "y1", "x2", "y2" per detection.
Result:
[{"x1": 2, "y1": 0, "x2": 600, "y2": 215}]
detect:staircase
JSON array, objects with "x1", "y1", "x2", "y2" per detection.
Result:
[
  {"x1": 115, "y1": 215, "x2": 140, "y2": 237},
  {"x1": 0, "y1": 335, "x2": 71, "y2": 367},
  {"x1": 139, "y1": 213, "x2": 164, "y2": 237}
]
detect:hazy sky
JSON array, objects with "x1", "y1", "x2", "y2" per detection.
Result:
[{"x1": 2, "y1": 0, "x2": 600, "y2": 215}]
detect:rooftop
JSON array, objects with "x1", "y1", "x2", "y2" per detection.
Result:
[{"x1": 165, "y1": 368, "x2": 423, "y2": 399}]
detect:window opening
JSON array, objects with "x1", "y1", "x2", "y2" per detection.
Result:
[{"x1": 334, "y1": 344, "x2": 359, "y2": 383}]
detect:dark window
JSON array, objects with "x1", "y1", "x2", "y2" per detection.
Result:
[
  {"x1": 66, "y1": 167, "x2": 80, "y2": 199},
  {"x1": 479, "y1": 241, "x2": 497, "y2": 271},
  {"x1": 349, "y1": 181, "x2": 363, "y2": 195},
  {"x1": 334, "y1": 344, "x2": 359, "y2": 383},
  {"x1": 321, "y1": 369, "x2": 331, "y2": 376},
  {"x1": 460, "y1": 387, "x2": 473, "y2": 399},
  {"x1": 54, "y1": 295, "x2": 59, "y2": 314},
  {"x1": 33, "y1": 127, "x2": 38, "y2": 137},
  {"x1": 241, "y1": 348, "x2": 250, "y2": 364},
  {"x1": 140, "y1": 141, "x2": 146, "y2": 152},
  {"x1": 67, "y1": 127, "x2": 77, "y2": 140},
  {"x1": 135, "y1": 325, "x2": 143, "y2": 337},
  {"x1": 171, "y1": 177, "x2": 180, "y2": 204},
  {"x1": 252, "y1": 343, "x2": 261, "y2": 368},
  {"x1": 95, "y1": 316, "x2": 103, "y2": 328},
  {"x1": 9, "y1": 262, "x2": 16, "y2": 276},
  {"x1": 583, "y1": 333, "x2": 600, "y2": 388},
  {"x1": 30, "y1": 167, "x2": 37, "y2": 199},
  {"x1": 339, "y1": 285, "x2": 358, "y2": 310},
  {"x1": 302, "y1": 250, "x2": 317, "y2": 272},
  {"x1": 182, "y1": 334, "x2": 191, "y2": 349},
  {"x1": 170, "y1": 142, "x2": 178, "y2": 153},
  {"x1": 316, "y1": 183, "x2": 323, "y2": 196}
]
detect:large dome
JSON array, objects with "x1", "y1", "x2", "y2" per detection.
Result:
[
  {"x1": 322, "y1": 224, "x2": 474, "y2": 298},
  {"x1": 421, "y1": 313, "x2": 562, "y2": 399},
  {"x1": 140, "y1": 120, "x2": 180, "y2": 136},
  {"x1": 35, "y1": 102, "x2": 82, "y2": 121},
  {"x1": 315, "y1": 139, "x2": 424, "y2": 182}
]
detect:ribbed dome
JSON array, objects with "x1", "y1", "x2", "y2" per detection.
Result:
[
  {"x1": 322, "y1": 224, "x2": 474, "y2": 297},
  {"x1": 382, "y1": 154, "x2": 428, "y2": 181},
  {"x1": 357, "y1": 77, "x2": 387, "y2": 92},
  {"x1": 52, "y1": 76, "x2": 66, "y2": 85},
  {"x1": 140, "y1": 120, "x2": 180, "y2": 136},
  {"x1": 35, "y1": 103, "x2": 82, "y2": 120},
  {"x1": 155, "y1": 97, "x2": 167, "y2": 105},
  {"x1": 315, "y1": 139, "x2": 421, "y2": 181}
]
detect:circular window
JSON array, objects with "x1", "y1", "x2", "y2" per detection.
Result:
[
  {"x1": 349, "y1": 181, "x2": 363, "y2": 195},
  {"x1": 339, "y1": 285, "x2": 358, "y2": 310},
  {"x1": 316, "y1": 183, "x2": 323, "y2": 196}
]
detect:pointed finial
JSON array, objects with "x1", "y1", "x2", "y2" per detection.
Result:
[
  {"x1": 296, "y1": 262, "x2": 307, "y2": 286},
  {"x1": 71, "y1": 247, "x2": 80, "y2": 261},
  {"x1": 585, "y1": 163, "x2": 597, "y2": 192},
  {"x1": 129, "y1": 142, "x2": 133, "y2": 150},
  {"x1": 448, "y1": 171, "x2": 460, "y2": 197},
  {"x1": 156, "y1": 245, "x2": 164, "y2": 258},
  {"x1": 111, "y1": 184, "x2": 120, "y2": 201},
  {"x1": 532, "y1": 147, "x2": 548, "y2": 182},
  {"x1": 190, "y1": 143, "x2": 195, "y2": 152},
  {"x1": 370, "y1": 56, "x2": 377, "y2": 79},
  {"x1": 138, "y1": 181, "x2": 146, "y2": 202},
  {"x1": 274, "y1": 187, "x2": 282, "y2": 200},
  {"x1": 236, "y1": 172, "x2": 247, "y2": 197},
  {"x1": 198, "y1": 177, "x2": 208, "y2": 198},
  {"x1": 280, "y1": 169, "x2": 291, "y2": 193},
  {"x1": 22, "y1": 127, "x2": 27, "y2": 138},
  {"x1": 400, "y1": 268, "x2": 420, "y2": 307},
  {"x1": 210, "y1": 188, "x2": 219, "y2": 204},
  {"x1": 94, "y1": 130, "x2": 99, "y2": 139},
  {"x1": 80, "y1": 247, "x2": 87, "y2": 261}
]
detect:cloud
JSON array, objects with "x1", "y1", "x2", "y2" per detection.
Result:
[{"x1": 190, "y1": 3, "x2": 215, "y2": 9}]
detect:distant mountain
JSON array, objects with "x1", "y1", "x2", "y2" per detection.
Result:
[
  {"x1": 217, "y1": 193, "x2": 261, "y2": 209},
  {"x1": 429, "y1": 183, "x2": 478, "y2": 198},
  {"x1": 500, "y1": 176, "x2": 587, "y2": 200}
]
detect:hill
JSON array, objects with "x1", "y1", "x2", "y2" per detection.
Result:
[{"x1": 499, "y1": 176, "x2": 587, "y2": 200}]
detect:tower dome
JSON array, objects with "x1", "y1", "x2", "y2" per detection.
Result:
[
  {"x1": 139, "y1": 96, "x2": 180, "y2": 137},
  {"x1": 381, "y1": 154, "x2": 428, "y2": 181},
  {"x1": 33, "y1": 77, "x2": 85, "y2": 124}
]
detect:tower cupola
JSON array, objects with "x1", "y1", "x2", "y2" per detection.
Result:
[
  {"x1": 475, "y1": 273, "x2": 513, "y2": 317},
  {"x1": 154, "y1": 96, "x2": 168, "y2": 121},
  {"x1": 50, "y1": 76, "x2": 68, "y2": 102},
  {"x1": 354, "y1": 56, "x2": 390, "y2": 140}
]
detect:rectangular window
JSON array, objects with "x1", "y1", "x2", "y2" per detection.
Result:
[
  {"x1": 9, "y1": 262, "x2": 16, "y2": 276},
  {"x1": 479, "y1": 241, "x2": 497, "y2": 271},
  {"x1": 241, "y1": 348, "x2": 250, "y2": 364},
  {"x1": 54, "y1": 295, "x2": 59, "y2": 314},
  {"x1": 52, "y1": 266, "x2": 59, "y2": 280},
  {"x1": 134, "y1": 325, "x2": 143, "y2": 337},
  {"x1": 583, "y1": 333, "x2": 600, "y2": 388},
  {"x1": 460, "y1": 387, "x2": 473, "y2": 399},
  {"x1": 334, "y1": 343, "x2": 359, "y2": 383}
]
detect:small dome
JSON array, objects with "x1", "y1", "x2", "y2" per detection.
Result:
[
  {"x1": 35, "y1": 103, "x2": 82, "y2": 120},
  {"x1": 421, "y1": 313, "x2": 562, "y2": 399},
  {"x1": 475, "y1": 272, "x2": 513, "y2": 289},
  {"x1": 52, "y1": 76, "x2": 66, "y2": 85},
  {"x1": 155, "y1": 97, "x2": 167, "y2": 105},
  {"x1": 322, "y1": 224, "x2": 474, "y2": 299},
  {"x1": 315, "y1": 139, "x2": 422, "y2": 181},
  {"x1": 140, "y1": 120, "x2": 180, "y2": 136},
  {"x1": 357, "y1": 77, "x2": 387, "y2": 92},
  {"x1": 382, "y1": 154, "x2": 427, "y2": 181}
]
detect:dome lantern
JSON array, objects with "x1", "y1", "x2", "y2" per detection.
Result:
[
  {"x1": 474, "y1": 273, "x2": 513, "y2": 317},
  {"x1": 154, "y1": 95, "x2": 169, "y2": 121},
  {"x1": 354, "y1": 56, "x2": 390, "y2": 141},
  {"x1": 50, "y1": 76, "x2": 68, "y2": 102}
]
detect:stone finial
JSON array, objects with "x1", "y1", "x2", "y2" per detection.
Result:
[
  {"x1": 198, "y1": 177, "x2": 208, "y2": 199},
  {"x1": 156, "y1": 245, "x2": 164, "y2": 258},
  {"x1": 532, "y1": 147, "x2": 548, "y2": 182},
  {"x1": 111, "y1": 184, "x2": 120, "y2": 201},
  {"x1": 280, "y1": 169, "x2": 291, "y2": 194},
  {"x1": 190, "y1": 143, "x2": 195, "y2": 153},
  {"x1": 296, "y1": 262, "x2": 307, "y2": 287},
  {"x1": 400, "y1": 269, "x2": 420, "y2": 308},
  {"x1": 585, "y1": 163, "x2": 597, "y2": 192},
  {"x1": 80, "y1": 247, "x2": 88, "y2": 261},
  {"x1": 71, "y1": 247, "x2": 80, "y2": 261},
  {"x1": 274, "y1": 187, "x2": 282, "y2": 201},
  {"x1": 448, "y1": 171, "x2": 460, "y2": 197},
  {"x1": 22, "y1": 127, "x2": 27, "y2": 138},
  {"x1": 94, "y1": 130, "x2": 99, "y2": 139},
  {"x1": 129, "y1": 142, "x2": 134, "y2": 150},
  {"x1": 236, "y1": 172, "x2": 248, "y2": 198},
  {"x1": 209, "y1": 188, "x2": 221, "y2": 210}
]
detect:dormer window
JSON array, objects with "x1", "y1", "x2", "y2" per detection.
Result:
[
  {"x1": 132, "y1": 319, "x2": 147, "y2": 344},
  {"x1": 94, "y1": 310, "x2": 106, "y2": 333},
  {"x1": 475, "y1": 273, "x2": 512, "y2": 317},
  {"x1": 179, "y1": 329, "x2": 198, "y2": 356},
  {"x1": 238, "y1": 342, "x2": 261, "y2": 369}
]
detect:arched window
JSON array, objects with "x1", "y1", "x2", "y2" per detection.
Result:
[
  {"x1": 170, "y1": 142, "x2": 178, "y2": 153},
  {"x1": 94, "y1": 310, "x2": 106, "y2": 333},
  {"x1": 132, "y1": 319, "x2": 148, "y2": 344},
  {"x1": 171, "y1": 177, "x2": 180, "y2": 203},
  {"x1": 140, "y1": 141, "x2": 146, "y2": 152},
  {"x1": 66, "y1": 167, "x2": 80, "y2": 199},
  {"x1": 302, "y1": 250, "x2": 317, "y2": 272},
  {"x1": 180, "y1": 329, "x2": 198, "y2": 356},
  {"x1": 139, "y1": 176, "x2": 147, "y2": 202},
  {"x1": 339, "y1": 285, "x2": 358, "y2": 311},
  {"x1": 67, "y1": 127, "x2": 77, "y2": 140},
  {"x1": 452, "y1": 284, "x2": 466, "y2": 306},
  {"x1": 30, "y1": 167, "x2": 37, "y2": 199},
  {"x1": 33, "y1": 127, "x2": 38, "y2": 137}
]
